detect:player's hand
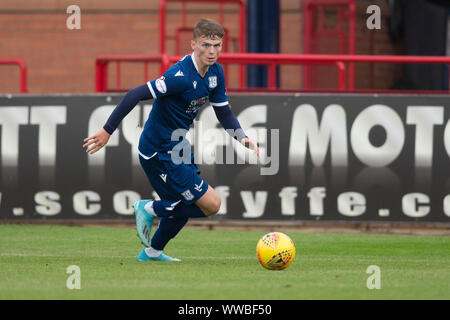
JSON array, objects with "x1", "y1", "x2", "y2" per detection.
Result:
[
  {"x1": 83, "y1": 128, "x2": 111, "y2": 155},
  {"x1": 240, "y1": 137, "x2": 260, "y2": 157}
]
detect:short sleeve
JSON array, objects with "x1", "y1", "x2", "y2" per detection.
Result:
[{"x1": 209, "y1": 64, "x2": 228, "y2": 107}]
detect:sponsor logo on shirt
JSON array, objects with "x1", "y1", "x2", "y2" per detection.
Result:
[{"x1": 187, "y1": 95, "x2": 208, "y2": 113}]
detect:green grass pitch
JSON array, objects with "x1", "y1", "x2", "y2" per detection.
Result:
[{"x1": 0, "y1": 224, "x2": 449, "y2": 300}]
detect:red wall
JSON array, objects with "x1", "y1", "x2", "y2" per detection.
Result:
[{"x1": 0, "y1": 0, "x2": 402, "y2": 93}]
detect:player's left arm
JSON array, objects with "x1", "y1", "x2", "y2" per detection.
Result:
[
  {"x1": 213, "y1": 105, "x2": 260, "y2": 157},
  {"x1": 210, "y1": 66, "x2": 259, "y2": 157}
]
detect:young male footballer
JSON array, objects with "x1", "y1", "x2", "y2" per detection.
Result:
[{"x1": 83, "y1": 18, "x2": 259, "y2": 261}]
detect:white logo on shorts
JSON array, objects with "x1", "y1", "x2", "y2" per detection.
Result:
[
  {"x1": 208, "y1": 76, "x2": 217, "y2": 89},
  {"x1": 159, "y1": 173, "x2": 167, "y2": 183},
  {"x1": 181, "y1": 190, "x2": 194, "y2": 201},
  {"x1": 194, "y1": 180, "x2": 204, "y2": 192},
  {"x1": 155, "y1": 76, "x2": 167, "y2": 94}
]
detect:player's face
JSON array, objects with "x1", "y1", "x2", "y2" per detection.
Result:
[{"x1": 191, "y1": 36, "x2": 223, "y2": 67}]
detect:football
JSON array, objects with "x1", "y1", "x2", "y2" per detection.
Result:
[{"x1": 256, "y1": 232, "x2": 296, "y2": 270}]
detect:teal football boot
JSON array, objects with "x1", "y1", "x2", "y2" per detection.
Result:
[
  {"x1": 133, "y1": 200, "x2": 155, "y2": 248},
  {"x1": 137, "y1": 248, "x2": 181, "y2": 262}
]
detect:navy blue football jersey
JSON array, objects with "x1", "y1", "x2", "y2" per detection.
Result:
[{"x1": 138, "y1": 53, "x2": 228, "y2": 158}]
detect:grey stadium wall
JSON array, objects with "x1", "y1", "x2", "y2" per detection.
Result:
[{"x1": 1, "y1": 93, "x2": 450, "y2": 224}]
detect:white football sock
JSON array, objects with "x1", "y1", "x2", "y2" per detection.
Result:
[
  {"x1": 144, "y1": 201, "x2": 157, "y2": 216},
  {"x1": 145, "y1": 247, "x2": 162, "y2": 258}
]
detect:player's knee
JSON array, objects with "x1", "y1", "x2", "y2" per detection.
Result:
[
  {"x1": 205, "y1": 196, "x2": 221, "y2": 217},
  {"x1": 212, "y1": 196, "x2": 221, "y2": 215}
]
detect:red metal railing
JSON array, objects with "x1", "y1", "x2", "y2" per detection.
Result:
[
  {"x1": 0, "y1": 59, "x2": 28, "y2": 93},
  {"x1": 95, "y1": 53, "x2": 450, "y2": 93},
  {"x1": 168, "y1": 54, "x2": 346, "y2": 91},
  {"x1": 95, "y1": 54, "x2": 169, "y2": 92},
  {"x1": 304, "y1": 0, "x2": 356, "y2": 90}
]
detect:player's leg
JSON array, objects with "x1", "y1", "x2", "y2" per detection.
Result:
[
  {"x1": 144, "y1": 157, "x2": 216, "y2": 219},
  {"x1": 134, "y1": 155, "x2": 185, "y2": 245},
  {"x1": 135, "y1": 155, "x2": 220, "y2": 261},
  {"x1": 149, "y1": 216, "x2": 189, "y2": 253},
  {"x1": 147, "y1": 185, "x2": 220, "y2": 218},
  {"x1": 135, "y1": 155, "x2": 185, "y2": 261},
  {"x1": 194, "y1": 185, "x2": 221, "y2": 216},
  {"x1": 138, "y1": 190, "x2": 218, "y2": 261},
  {"x1": 137, "y1": 216, "x2": 188, "y2": 262}
]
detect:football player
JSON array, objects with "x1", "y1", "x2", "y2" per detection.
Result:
[{"x1": 84, "y1": 18, "x2": 259, "y2": 261}]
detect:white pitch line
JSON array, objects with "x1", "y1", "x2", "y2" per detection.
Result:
[
  {"x1": 0, "y1": 253, "x2": 135, "y2": 259},
  {"x1": 1, "y1": 253, "x2": 444, "y2": 263},
  {"x1": 0, "y1": 253, "x2": 255, "y2": 260}
]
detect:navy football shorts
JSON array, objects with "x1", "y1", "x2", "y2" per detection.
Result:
[{"x1": 139, "y1": 152, "x2": 208, "y2": 205}]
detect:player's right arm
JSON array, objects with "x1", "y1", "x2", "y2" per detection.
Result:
[
  {"x1": 83, "y1": 69, "x2": 188, "y2": 154},
  {"x1": 83, "y1": 83, "x2": 153, "y2": 154}
]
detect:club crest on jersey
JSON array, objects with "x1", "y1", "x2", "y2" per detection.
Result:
[
  {"x1": 155, "y1": 76, "x2": 167, "y2": 94},
  {"x1": 181, "y1": 190, "x2": 194, "y2": 201},
  {"x1": 208, "y1": 76, "x2": 217, "y2": 89}
]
